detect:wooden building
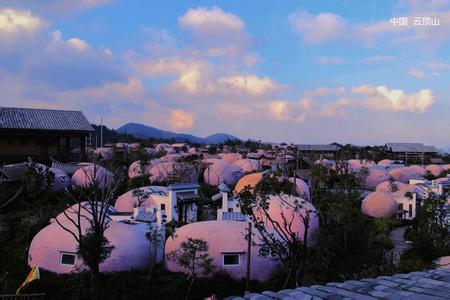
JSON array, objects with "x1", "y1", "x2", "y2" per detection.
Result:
[
  {"x1": 385, "y1": 143, "x2": 439, "y2": 164},
  {"x1": 0, "y1": 107, "x2": 94, "y2": 163},
  {"x1": 297, "y1": 144, "x2": 341, "y2": 159}
]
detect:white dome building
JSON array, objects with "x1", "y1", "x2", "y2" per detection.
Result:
[
  {"x1": 203, "y1": 160, "x2": 244, "y2": 186},
  {"x1": 232, "y1": 159, "x2": 260, "y2": 173},
  {"x1": 114, "y1": 186, "x2": 168, "y2": 213},
  {"x1": 361, "y1": 191, "x2": 398, "y2": 219},
  {"x1": 49, "y1": 167, "x2": 71, "y2": 192}
]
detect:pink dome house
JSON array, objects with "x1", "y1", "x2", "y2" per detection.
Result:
[
  {"x1": 361, "y1": 192, "x2": 398, "y2": 218},
  {"x1": 388, "y1": 167, "x2": 413, "y2": 184},
  {"x1": 203, "y1": 160, "x2": 244, "y2": 186},
  {"x1": 364, "y1": 169, "x2": 390, "y2": 189},
  {"x1": 378, "y1": 159, "x2": 394, "y2": 166},
  {"x1": 288, "y1": 178, "x2": 311, "y2": 201},
  {"x1": 71, "y1": 164, "x2": 114, "y2": 189},
  {"x1": 49, "y1": 167, "x2": 71, "y2": 192},
  {"x1": 219, "y1": 153, "x2": 242, "y2": 164},
  {"x1": 233, "y1": 159, "x2": 260, "y2": 173},
  {"x1": 28, "y1": 218, "x2": 151, "y2": 274},
  {"x1": 260, "y1": 195, "x2": 319, "y2": 243},
  {"x1": 165, "y1": 220, "x2": 281, "y2": 282},
  {"x1": 114, "y1": 186, "x2": 168, "y2": 213},
  {"x1": 407, "y1": 165, "x2": 427, "y2": 178},
  {"x1": 443, "y1": 164, "x2": 450, "y2": 171},
  {"x1": 376, "y1": 181, "x2": 406, "y2": 193},
  {"x1": 128, "y1": 161, "x2": 152, "y2": 179},
  {"x1": 426, "y1": 165, "x2": 444, "y2": 177},
  {"x1": 234, "y1": 172, "x2": 264, "y2": 194},
  {"x1": 149, "y1": 162, "x2": 197, "y2": 183}
]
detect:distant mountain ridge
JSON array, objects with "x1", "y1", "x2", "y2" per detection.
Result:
[{"x1": 117, "y1": 123, "x2": 240, "y2": 144}]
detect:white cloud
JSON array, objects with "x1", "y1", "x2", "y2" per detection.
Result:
[
  {"x1": 67, "y1": 37, "x2": 89, "y2": 51},
  {"x1": 218, "y1": 75, "x2": 282, "y2": 96},
  {"x1": 426, "y1": 62, "x2": 450, "y2": 70},
  {"x1": 168, "y1": 109, "x2": 194, "y2": 130},
  {"x1": 0, "y1": 8, "x2": 43, "y2": 33},
  {"x1": 179, "y1": 6, "x2": 244, "y2": 34},
  {"x1": 289, "y1": 10, "x2": 347, "y2": 43}
]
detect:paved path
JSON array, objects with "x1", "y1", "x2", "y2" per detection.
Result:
[{"x1": 389, "y1": 226, "x2": 409, "y2": 264}]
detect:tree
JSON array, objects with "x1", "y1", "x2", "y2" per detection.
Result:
[
  {"x1": 166, "y1": 237, "x2": 215, "y2": 299},
  {"x1": 237, "y1": 176, "x2": 314, "y2": 288},
  {"x1": 54, "y1": 162, "x2": 121, "y2": 278}
]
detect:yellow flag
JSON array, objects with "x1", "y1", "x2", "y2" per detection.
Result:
[{"x1": 16, "y1": 265, "x2": 40, "y2": 295}]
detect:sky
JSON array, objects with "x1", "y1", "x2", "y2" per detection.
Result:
[{"x1": 0, "y1": 0, "x2": 449, "y2": 147}]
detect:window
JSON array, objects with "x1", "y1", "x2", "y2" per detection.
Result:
[
  {"x1": 228, "y1": 208, "x2": 233, "y2": 212},
  {"x1": 409, "y1": 204, "x2": 413, "y2": 217},
  {"x1": 60, "y1": 252, "x2": 77, "y2": 266},
  {"x1": 160, "y1": 204, "x2": 166, "y2": 211},
  {"x1": 222, "y1": 253, "x2": 240, "y2": 266}
]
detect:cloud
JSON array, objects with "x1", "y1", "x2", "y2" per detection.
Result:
[
  {"x1": 0, "y1": 8, "x2": 43, "y2": 33},
  {"x1": 289, "y1": 8, "x2": 450, "y2": 47},
  {"x1": 316, "y1": 56, "x2": 346, "y2": 65},
  {"x1": 289, "y1": 10, "x2": 347, "y2": 43},
  {"x1": 426, "y1": 62, "x2": 450, "y2": 70},
  {"x1": 168, "y1": 109, "x2": 194, "y2": 130},
  {"x1": 366, "y1": 86, "x2": 434, "y2": 113},
  {"x1": 268, "y1": 101, "x2": 290, "y2": 121},
  {"x1": 179, "y1": 6, "x2": 244, "y2": 34},
  {"x1": 0, "y1": 0, "x2": 112, "y2": 17},
  {"x1": 218, "y1": 75, "x2": 282, "y2": 96}
]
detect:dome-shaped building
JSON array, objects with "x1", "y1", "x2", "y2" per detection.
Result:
[
  {"x1": 28, "y1": 218, "x2": 151, "y2": 273},
  {"x1": 407, "y1": 165, "x2": 427, "y2": 178},
  {"x1": 114, "y1": 186, "x2": 168, "y2": 213},
  {"x1": 260, "y1": 195, "x2": 319, "y2": 243},
  {"x1": 375, "y1": 181, "x2": 406, "y2": 193},
  {"x1": 128, "y1": 160, "x2": 152, "y2": 179},
  {"x1": 149, "y1": 162, "x2": 197, "y2": 184},
  {"x1": 232, "y1": 159, "x2": 260, "y2": 173},
  {"x1": 443, "y1": 164, "x2": 450, "y2": 171},
  {"x1": 165, "y1": 220, "x2": 281, "y2": 282},
  {"x1": 203, "y1": 160, "x2": 244, "y2": 186},
  {"x1": 426, "y1": 164, "x2": 444, "y2": 177},
  {"x1": 288, "y1": 178, "x2": 311, "y2": 201},
  {"x1": 364, "y1": 169, "x2": 390, "y2": 189},
  {"x1": 93, "y1": 147, "x2": 113, "y2": 160},
  {"x1": 361, "y1": 191, "x2": 398, "y2": 218},
  {"x1": 234, "y1": 172, "x2": 264, "y2": 194},
  {"x1": 388, "y1": 167, "x2": 413, "y2": 184},
  {"x1": 378, "y1": 159, "x2": 394, "y2": 166},
  {"x1": 71, "y1": 164, "x2": 114, "y2": 189},
  {"x1": 219, "y1": 153, "x2": 242, "y2": 164}
]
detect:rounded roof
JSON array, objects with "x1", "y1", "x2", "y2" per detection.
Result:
[
  {"x1": 426, "y1": 164, "x2": 444, "y2": 177},
  {"x1": 219, "y1": 153, "x2": 242, "y2": 163},
  {"x1": 232, "y1": 159, "x2": 260, "y2": 173},
  {"x1": 261, "y1": 194, "x2": 319, "y2": 243},
  {"x1": 128, "y1": 161, "x2": 152, "y2": 179},
  {"x1": 407, "y1": 165, "x2": 427, "y2": 177},
  {"x1": 375, "y1": 181, "x2": 406, "y2": 193},
  {"x1": 378, "y1": 159, "x2": 394, "y2": 166},
  {"x1": 165, "y1": 220, "x2": 280, "y2": 282},
  {"x1": 361, "y1": 191, "x2": 397, "y2": 218},
  {"x1": 71, "y1": 164, "x2": 114, "y2": 189},
  {"x1": 234, "y1": 172, "x2": 264, "y2": 193},
  {"x1": 203, "y1": 160, "x2": 244, "y2": 186},
  {"x1": 93, "y1": 147, "x2": 113, "y2": 160},
  {"x1": 28, "y1": 219, "x2": 151, "y2": 273},
  {"x1": 114, "y1": 186, "x2": 167, "y2": 212},
  {"x1": 288, "y1": 177, "x2": 311, "y2": 201},
  {"x1": 388, "y1": 167, "x2": 412, "y2": 184},
  {"x1": 365, "y1": 169, "x2": 390, "y2": 189},
  {"x1": 149, "y1": 162, "x2": 197, "y2": 183},
  {"x1": 443, "y1": 164, "x2": 450, "y2": 171}
]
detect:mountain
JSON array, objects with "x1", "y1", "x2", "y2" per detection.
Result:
[{"x1": 117, "y1": 123, "x2": 240, "y2": 144}]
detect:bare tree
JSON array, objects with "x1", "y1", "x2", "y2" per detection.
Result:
[
  {"x1": 237, "y1": 177, "x2": 315, "y2": 288},
  {"x1": 54, "y1": 162, "x2": 122, "y2": 278}
]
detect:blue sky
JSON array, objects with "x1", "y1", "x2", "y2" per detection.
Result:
[{"x1": 0, "y1": 0, "x2": 449, "y2": 147}]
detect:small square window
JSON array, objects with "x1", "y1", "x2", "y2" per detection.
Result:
[
  {"x1": 161, "y1": 204, "x2": 166, "y2": 210},
  {"x1": 222, "y1": 253, "x2": 240, "y2": 266},
  {"x1": 60, "y1": 252, "x2": 77, "y2": 266}
]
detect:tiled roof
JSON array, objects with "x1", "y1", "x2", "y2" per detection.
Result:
[
  {"x1": 0, "y1": 107, "x2": 93, "y2": 132},
  {"x1": 386, "y1": 143, "x2": 439, "y2": 153},
  {"x1": 226, "y1": 269, "x2": 450, "y2": 299},
  {"x1": 298, "y1": 144, "x2": 341, "y2": 152}
]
